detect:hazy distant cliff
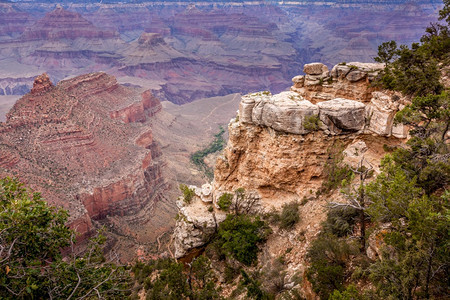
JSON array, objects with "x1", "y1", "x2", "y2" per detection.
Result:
[{"x1": 0, "y1": 0, "x2": 441, "y2": 104}]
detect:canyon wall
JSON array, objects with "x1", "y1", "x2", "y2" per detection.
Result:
[{"x1": 0, "y1": 72, "x2": 174, "y2": 258}]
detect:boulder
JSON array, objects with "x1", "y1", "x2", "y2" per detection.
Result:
[
  {"x1": 346, "y1": 70, "x2": 367, "y2": 82},
  {"x1": 239, "y1": 95, "x2": 256, "y2": 124},
  {"x1": 292, "y1": 75, "x2": 305, "y2": 88},
  {"x1": 392, "y1": 123, "x2": 408, "y2": 139},
  {"x1": 255, "y1": 91, "x2": 319, "y2": 135},
  {"x1": 239, "y1": 92, "x2": 272, "y2": 125},
  {"x1": 303, "y1": 63, "x2": 328, "y2": 75},
  {"x1": 318, "y1": 98, "x2": 366, "y2": 134},
  {"x1": 343, "y1": 140, "x2": 368, "y2": 169},
  {"x1": 174, "y1": 195, "x2": 226, "y2": 258},
  {"x1": 331, "y1": 62, "x2": 384, "y2": 82},
  {"x1": 367, "y1": 92, "x2": 399, "y2": 136}
]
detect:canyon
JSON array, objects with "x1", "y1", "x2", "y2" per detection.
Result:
[
  {"x1": 0, "y1": 70, "x2": 240, "y2": 260},
  {"x1": 0, "y1": 0, "x2": 444, "y2": 261},
  {"x1": 0, "y1": 72, "x2": 174, "y2": 259},
  {"x1": 0, "y1": 0, "x2": 442, "y2": 105}
]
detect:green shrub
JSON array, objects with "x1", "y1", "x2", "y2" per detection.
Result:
[
  {"x1": 321, "y1": 143, "x2": 354, "y2": 193},
  {"x1": 0, "y1": 177, "x2": 131, "y2": 299},
  {"x1": 179, "y1": 184, "x2": 195, "y2": 204},
  {"x1": 303, "y1": 114, "x2": 320, "y2": 131},
  {"x1": 215, "y1": 214, "x2": 271, "y2": 266},
  {"x1": 217, "y1": 192, "x2": 233, "y2": 211},
  {"x1": 279, "y1": 201, "x2": 300, "y2": 230},
  {"x1": 306, "y1": 234, "x2": 357, "y2": 299},
  {"x1": 322, "y1": 206, "x2": 359, "y2": 237},
  {"x1": 240, "y1": 270, "x2": 274, "y2": 300},
  {"x1": 329, "y1": 285, "x2": 362, "y2": 300}
]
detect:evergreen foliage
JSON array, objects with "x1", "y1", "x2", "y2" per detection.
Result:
[
  {"x1": 269, "y1": 201, "x2": 300, "y2": 230},
  {"x1": 0, "y1": 177, "x2": 131, "y2": 299},
  {"x1": 133, "y1": 256, "x2": 221, "y2": 300},
  {"x1": 306, "y1": 234, "x2": 358, "y2": 299},
  {"x1": 307, "y1": 3, "x2": 450, "y2": 297},
  {"x1": 215, "y1": 214, "x2": 270, "y2": 266},
  {"x1": 217, "y1": 192, "x2": 233, "y2": 211},
  {"x1": 320, "y1": 142, "x2": 354, "y2": 193},
  {"x1": 322, "y1": 206, "x2": 359, "y2": 237},
  {"x1": 179, "y1": 184, "x2": 195, "y2": 204}
]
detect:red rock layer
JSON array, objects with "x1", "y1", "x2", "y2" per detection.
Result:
[
  {"x1": 0, "y1": 72, "x2": 167, "y2": 240},
  {"x1": 21, "y1": 6, "x2": 117, "y2": 41}
]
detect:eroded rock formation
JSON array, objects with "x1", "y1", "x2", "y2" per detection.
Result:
[
  {"x1": 0, "y1": 72, "x2": 171, "y2": 247},
  {"x1": 174, "y1": 61, "x2": 408, "y2": 259}
]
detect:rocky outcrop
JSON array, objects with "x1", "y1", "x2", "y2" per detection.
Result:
[
  {"x1": 0, "y1": 72, "x2": 170, "y2": 244},
  {"x1": 292, "y1": 62, "x2": 385, "y2": 103},
  {"x1": 173, "y1": 184, "x2": 226, "y2": 258},
  {"x1": 174, "y1": 62, "x2": 408, "y2": 259},
  {"x1": 30, "y1": 73, "x2": 53, "y2": 94},
  {"x1": 240, "y1": 91, "x2": 319, "y2": 135}
]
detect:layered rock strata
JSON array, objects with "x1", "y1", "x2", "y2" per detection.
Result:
[
  {"x1": 174, "y1": 62, "x2": 408, "y2": 258},
  {"x1": 0, "y1": 72, "x2": 168, "y2": 243}
]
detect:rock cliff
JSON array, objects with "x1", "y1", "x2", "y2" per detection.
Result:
[
  {"x1": 0, "y1": 72, "x2": 173, "y2": 257},
  {"x1": 173, "y1": 62, "x2": 408, "y2": 261}
]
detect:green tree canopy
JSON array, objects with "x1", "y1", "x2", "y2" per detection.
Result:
[{"x1": 0, "y1": 177, "x2": 131, "y2": 299}]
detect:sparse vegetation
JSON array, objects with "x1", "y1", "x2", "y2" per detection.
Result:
[
  {"x1": 320, "y1": 142, "x2": 354, "y2": 193},
  {"x1": 303, "y1": 114, "x2": 321, "y2": 131},
  {"x1": 214, "y1": 214, "x2": 271, "y2": 266},
  {"x1": 132, "y1": 256, "x2": 221, "y2": 300},
  {"x1": 179, "y1": 183, "x2": 195, "y2": 204},
  {"x1": 217, "y1": 192, "x2": 233, "y2": 211},
  {"x1": 191, "y1": 126, "x2": 226, "y2": 180},
  {"x1": 269, "y1": 201, "x2": 300, "y2": 230}
]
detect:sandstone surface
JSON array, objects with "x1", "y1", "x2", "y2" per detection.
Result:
[{"x1": 174, "y1": 61, "x2": 407, "y2": 262}]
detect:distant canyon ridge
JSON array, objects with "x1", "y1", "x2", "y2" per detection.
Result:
[{"x1": 0, "y1": 0, "x2": 443, "y2": 104}]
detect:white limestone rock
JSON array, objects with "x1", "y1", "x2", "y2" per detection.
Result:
[
  {"x1": 173, "y1": 195, "x2": 220, "y2": 258},
  {"x1": 367, "y1": 92, "x2": 399, "y2": 136},
  {"x1": 331, "y1": 62, "x2": 384, "y2": 82},
  {"x1": 239, "y1": 92, "x2": 271, "y2": 124},
  {"x1": 343, "y1": 140, "x2": 368, "y2": 169},
  {"x1": 292, "y1": 75, "x2": 305, "y2": 88},
  {"x1": 200, "y1": 183, "x2": 213, "y2": 203},
  {"x1": 318, "y1": 98, "x2": 366, "y2": 134},
  {"x1": 239, "y1": 95, "x2": 256, "y2": 124},
  {"x1": 392, "y1": 123, "x2": 408, "y2": 139},
  {"x1": 303, "y1": 62, "x2": 329, "y2": 75},
  {"x1": 252, "y1": 91, "x2": 319, "y2": 135}
]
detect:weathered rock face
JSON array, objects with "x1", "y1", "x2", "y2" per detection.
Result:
[
  {"x1": 292, "y1": 62, "x2": 385, "y2": 103},
  {"x1": 174, "y1": 61, "x2": 408, "y2": 260},
  {"x1": 318, "y1": 98, "x2": 366, "y2": 134},
  {"x1": 0, "y1": 72, "x2": 171, "y2": 244},
  {"x1": 240, "y1": 91, "x2": 319, "y2": 135},
  {"x1": 173, "y1": 184, "x2": 226, "y2": 258},
  {"x1": 30, "y1": 73, "x2": 53, "y2": 94}
]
